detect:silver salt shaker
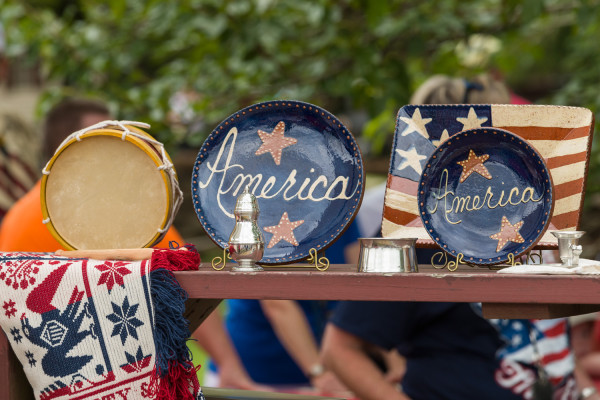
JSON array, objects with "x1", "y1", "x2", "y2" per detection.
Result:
[{"x1": 228, "y1": 186, "x2": 265, "y2": 271}]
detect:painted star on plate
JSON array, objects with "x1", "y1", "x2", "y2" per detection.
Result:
[
  {"x1": 263, "y1": 212, "x2": 304, "y2": 248},
  {"x1": 255, "y1": 121, "x2": 298, "y2": 165},
  {"x1": 396, "y1": 146, "x2": 427, "y2": 175},
  {"x1": 490, "y1": 216, "x2": 525, "y2": 252},
  {"x1": 456, "y1": 149, "x2": 492, "y2": 183},
  {"x1": 399, "y1": 108, "x2": 432, "y2": 139},
  {"x1": 432, "y1": 129, "x2": 450, "y2": 147},
  {"x1": 456, "y1": 107, "x2": 488, "y2": 130}
]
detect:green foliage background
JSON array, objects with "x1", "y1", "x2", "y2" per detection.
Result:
[{"x1": 2, "y1": 0, "x2": 599, "y2": 188}]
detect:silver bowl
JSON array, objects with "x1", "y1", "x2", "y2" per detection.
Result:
[{"x1": 358, "y1": 238, "x2": 418, "y2": 273}]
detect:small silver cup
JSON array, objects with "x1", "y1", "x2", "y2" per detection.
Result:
[
  {"x1": 551, "y1": 230, "x2": 584, "y2": 268},
  {"x1": 357, "y1": 238, "x2": 418, "y2": 273}
]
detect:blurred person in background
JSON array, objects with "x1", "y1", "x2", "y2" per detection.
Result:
[
  {"x1": 322, "y1": 74, "x2": 586, "y2": 400},
  {"x1": 570, "y1": 313, "x2": 600, "y2": 396},
  {"x1": 194, "y1": 223, "x2": 359, "y2": 398}
]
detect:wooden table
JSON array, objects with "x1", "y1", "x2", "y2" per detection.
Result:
[{"x1": 3, "y1": 263, "x2": 600, "y2": 399}]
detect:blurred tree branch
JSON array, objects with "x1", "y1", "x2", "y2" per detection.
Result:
[{"x1": 0, "y1": 0, "x2": 597, "y2": 186}]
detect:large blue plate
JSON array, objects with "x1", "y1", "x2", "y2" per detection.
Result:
[
  {"x1": 418, "y1": 127, "x2": 553, "y2": 265},
  {"x1": 192, "y1": 101, "x2": 364, "y2": 264}
]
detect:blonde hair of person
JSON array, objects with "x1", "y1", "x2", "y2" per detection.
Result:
[{"x1": 410, "y1": 74, "x2": 511, "y2": 105}]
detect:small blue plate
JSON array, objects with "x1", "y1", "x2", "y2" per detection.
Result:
[
  {"x1": 418, "y1": 128, "x2": 553, "y2": 265},
  {"x1": 192, "y1": 101, "x2": 364, "y2": 264}
]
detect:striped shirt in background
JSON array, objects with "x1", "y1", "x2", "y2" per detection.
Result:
[{"x1": 0, "y1": 113, "x2": 40, "y2": 219}]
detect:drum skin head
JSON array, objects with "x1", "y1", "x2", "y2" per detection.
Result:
[{"x1": 42, "y1": 133, "x2": 171, "y2": 250}]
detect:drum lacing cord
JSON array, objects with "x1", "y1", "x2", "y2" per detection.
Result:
[
  {"x1": 42, "y1": 120, "x2": 184, "y2": 235},
  {"x1": 41, "y1": 120, "x2": 152, "y2": 175}
]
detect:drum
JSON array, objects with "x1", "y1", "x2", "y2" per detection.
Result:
[{"x1": 41, "y1": 120, "x2": 182, "y2": 250}]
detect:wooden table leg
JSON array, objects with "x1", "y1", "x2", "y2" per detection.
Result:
[
  {"x1": 185, "y1": 298, "x2": 223, "y2": 333},
  {"x1": 0, "y1": 333, "x2": 9, "y2": 400},
  {"x1": 1, "y1": 331, "x2": 34, "y2": 400}
]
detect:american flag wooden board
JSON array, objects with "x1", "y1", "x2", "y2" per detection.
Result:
[{"x1": 382, "y1": 104, "x2": 594, "y2": 248}]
